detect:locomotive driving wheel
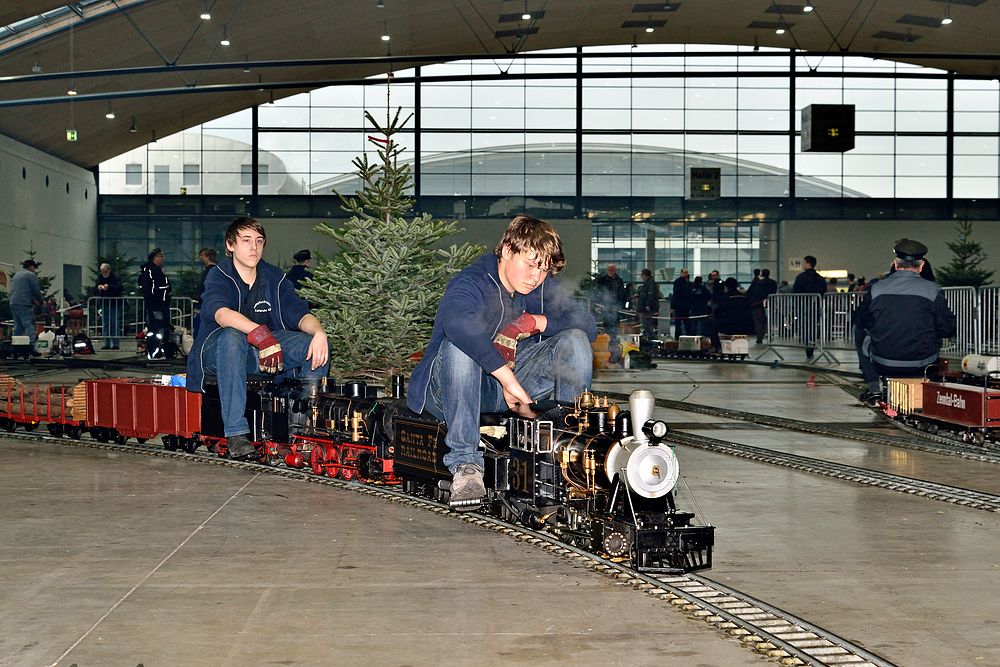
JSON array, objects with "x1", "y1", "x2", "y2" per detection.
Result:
[
  {"x1": 339, "y1": 449, "x2": 357, "y2": 481},
  {"x1": 310, "y1": 445, "x2": 328, "y2": 476}
]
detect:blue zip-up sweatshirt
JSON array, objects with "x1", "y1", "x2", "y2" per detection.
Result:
[
  {"x1": 186, "y1": 257, "x2": 310, "y2": 393},
  {"x1": 407, "y1": 253, "x2": 598, "y2": 414}
]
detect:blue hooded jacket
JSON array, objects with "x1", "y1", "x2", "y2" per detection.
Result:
[
  {"x1": 407, "y1": 253, "x2": 598, "y2": 414},
  {"x1": 186, "y1": 257, "x2": 310, "y2": 393}
]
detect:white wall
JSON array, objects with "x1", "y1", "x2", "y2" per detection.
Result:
[
  {"x1": 780, "y1": 218, "x2": 1000, "y2": 284},
  {"x1": 0, "y1": 133, "x2": 98, "y2": 298}
]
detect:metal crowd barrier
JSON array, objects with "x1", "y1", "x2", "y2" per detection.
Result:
[
  {"x1": 940, "y1": 286, "x2": 978, "y2": 359},
  {"x1": 821, "y1": 291, "x2": 865, "y2": 349},
  {"x1": 761, "y1": 286, "x2": 996, "y2": 364},
  {"x1": 980, "y1": 286, "x2": 1000, "y2": 356},
  {"x1": 86, "y1": 296, "x2": 194, "y2": 346},
  {"x1": 758, "y1": 293, "x2": 838, "y2": 364}
]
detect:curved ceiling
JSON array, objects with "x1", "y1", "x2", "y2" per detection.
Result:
[{"x1": 1, "y1": 0, "x2": 998, "y2": 168}]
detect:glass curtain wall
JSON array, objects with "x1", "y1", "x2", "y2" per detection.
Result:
[{"x1": 99, "y1": 44, "x2": 1000, "y2": 282}]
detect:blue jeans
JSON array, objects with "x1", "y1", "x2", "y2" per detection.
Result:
[
  {"x1": 202, "y1": 327, "x2": 330, "y2": 437},
  {"x1": 11, "y1": 304, "x2": 36, "y2": 350},
  {"x1": 425, "y1": 329, "x2": 593, "y2": 472},
  {"x1": 100, "y1": 299, "x2": 121, "y2": 347}
]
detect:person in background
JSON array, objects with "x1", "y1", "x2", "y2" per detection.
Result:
[
  {"x1": 95, "y1": 262, "x2": 123, "y2": 349},
  {"x1": 778, "y1": 279, "x2": 793, "y2": 293},
  {"x1": 139, "y1": 248, "x2": 172, "y2": 340},
  {"x1": 594, "y1": 263, "x2": 628, "y2": 344},
  {"x1": 9, "y1": 259, "x2": 43, "y2": 357},
  {"x1": 688, "y1": 276, "x2": 711, "y2": 336},
  {"x1": 669, "y1": 268, "x2": 692, "y2": 340},
  {"x1": 827, "y1": 277, "x2": 839, "y2": 293},
  {"x1": 194, "y1": 247, "x2": 218, "y2": 338},
  {"x1": 637, "y1": 268, "x2": 660, "y2": 340},
  {"x1": 705, "y1": 269, "x2": 723, "y2": 310},
  {"x1": 704, "y1": 277, "x2": 755, "y2": 353},
  {"x1": 793, "y1": 255, "x2": 827, "y2": 359},
  {"x1": 287, "y1": 249, "x2": 314, "y2": 291},
  {"x1": 855, "y1": 240, "x2": 956, "y2": 406},
  {"x1": 746, "y1": 268, "x2": 777, "y2": 344}
]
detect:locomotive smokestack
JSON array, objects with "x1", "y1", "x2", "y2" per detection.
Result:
[{"x1": 629, "y1": 390, "x2": 655, "y2": 443}]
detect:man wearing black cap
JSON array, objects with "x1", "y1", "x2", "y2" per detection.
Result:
[
  {"x1": 9, "y1": 260, "x2": 44, "y2": 356},
  {"x1": 854, "y1": 239, "x2": 956, "y2": 406},
  {"x1": 138, "y1": 248, "x2": 172, "y2": 357},
  {"x1": 286, "y1": 249, "x2": 313, "y2": 292}
]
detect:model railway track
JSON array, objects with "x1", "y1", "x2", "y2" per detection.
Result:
[
  {"x1": 665, "y1": 430, "x2": 1000, "y2": 512},
  {"x1": 600, "y1": 390, "x2": 1000, "y2": 465},
  {"x1": 9, "y1": 429, "x2": 894, "y2": 667}
]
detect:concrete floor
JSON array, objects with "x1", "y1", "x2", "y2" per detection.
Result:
[{"x1": 2, "y1": 344, "x2": 999, "y2": 666}]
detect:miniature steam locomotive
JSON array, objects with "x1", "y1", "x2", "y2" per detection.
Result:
[{"x1": 249, "y1": 376, "x2": 714, "y2": 573}]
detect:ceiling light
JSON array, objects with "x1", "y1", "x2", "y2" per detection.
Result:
[
  {"x1": 221, "y1": 27, "x2": 230, "y2": 46},
  {"x1": 803, "y1": 4, "x2": 814, "y2": 11},
  {"x1": 381, "y1": 22, "x2": 390, "y2": 41},
  {"x1": 151, "y1": 129, "x2": 157, "y2": 144},
  {"x1": 201, "y1": 0, "x2": 210, "y2": 19},
  {"x1": 776, "y1": 28, "x2": 785, "y2": 34},
  {"x1": 67, "y1": 85, "x2": 77, "y2": 96},
  {"x1": 645, "y1": 26, "x2": 654, "y2": 33},
  {"x1": 942, "y1": 1, "x2": 952, "y2": 25},
  {"x1": 31, "y1": 52, "x2": 42, "y2": 74},
  {"x1": 129, "y1": 116, "x2": 137, "y2": 133},
  {"x1": 522, "y1": 2, "x2": 531, "y2": 20},
  {"x1": 376, "y1": 0, "x2": 384, "y2": 7},
  {"x1": 105, "y1": 101, "x2": 115, "y2": 119}
]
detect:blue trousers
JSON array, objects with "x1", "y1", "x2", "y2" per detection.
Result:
[
  {"x1": 100, "y1": 299, "x2": 121, "y2": 347},
  {"x1": 11, "y1": 304, "x2": 36, "y2": 350},
  {"x1": 202, "y1": 327, "x2": 329, "y2": 437},
  {"x1": 425, "y1": 329, "x2": 593, "y2": 472}
]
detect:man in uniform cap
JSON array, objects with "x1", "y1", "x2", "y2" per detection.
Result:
[{"x1": 854, "y1": 239, "x2": 956, "y2": 405}]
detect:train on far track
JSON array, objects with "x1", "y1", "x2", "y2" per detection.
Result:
[
  {"x1": 0, "y1": 371, "x2": 715, "y2": 574},
  {"x1": 882, "y1": 354, "x2": 1000, "y2": 446}
]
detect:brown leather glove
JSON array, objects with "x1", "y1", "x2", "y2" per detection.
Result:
[
  {"x1": 493, "y1": 313, "x2": 541, "y2": 370},
  {"x1": 246, "y1": 325, "x2": 283, "y2": 373}
]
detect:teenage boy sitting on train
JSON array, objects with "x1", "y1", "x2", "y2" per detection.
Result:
[
  {"x1": 186, "y1": 217, "x2": 330, "y2": 460},
  {"x1": 407, "y1": 215, "x2": 598, "y2": 508}
]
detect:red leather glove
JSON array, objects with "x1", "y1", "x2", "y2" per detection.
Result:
[
  {"x1": 246, "y1": 325, "x2": 283, "y2": 373},
  {"x1": 493, "y1": 313, "x2": 541, "y2": 370}
]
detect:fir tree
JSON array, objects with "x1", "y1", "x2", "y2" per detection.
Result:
[
  {"x1": 171, "y1": 251, "x2": 204, "y2": 300},
  {"x1": 302, "y1": 107, "x2": 484, "y2": 383},
  {"x1": 937, "y1": 220, "x2": 995, "y2": 288}
]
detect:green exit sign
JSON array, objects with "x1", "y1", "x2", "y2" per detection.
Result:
[{"x1": 66, "y1": 129, "x2": 77, "y2": 141}]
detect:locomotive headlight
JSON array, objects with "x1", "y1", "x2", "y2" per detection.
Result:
[{"x1": 641, "y1": 419, "x2": 669, "y2": 440}]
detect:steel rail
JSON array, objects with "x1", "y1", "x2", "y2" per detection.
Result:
[
  {"x1": 5, "y1": 429, "x2": 895, "y2": 667},
  {"x1": 600, "y1": 390, "x2": 1000, "y2": 465},
  {"x1": 664, "y1": 430, "x2": 1000, "y2": 512}
]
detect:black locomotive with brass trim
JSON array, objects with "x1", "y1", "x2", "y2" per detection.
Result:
[{"x1": 252, "y1": 377, "x2": 713, "y2": 574}]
